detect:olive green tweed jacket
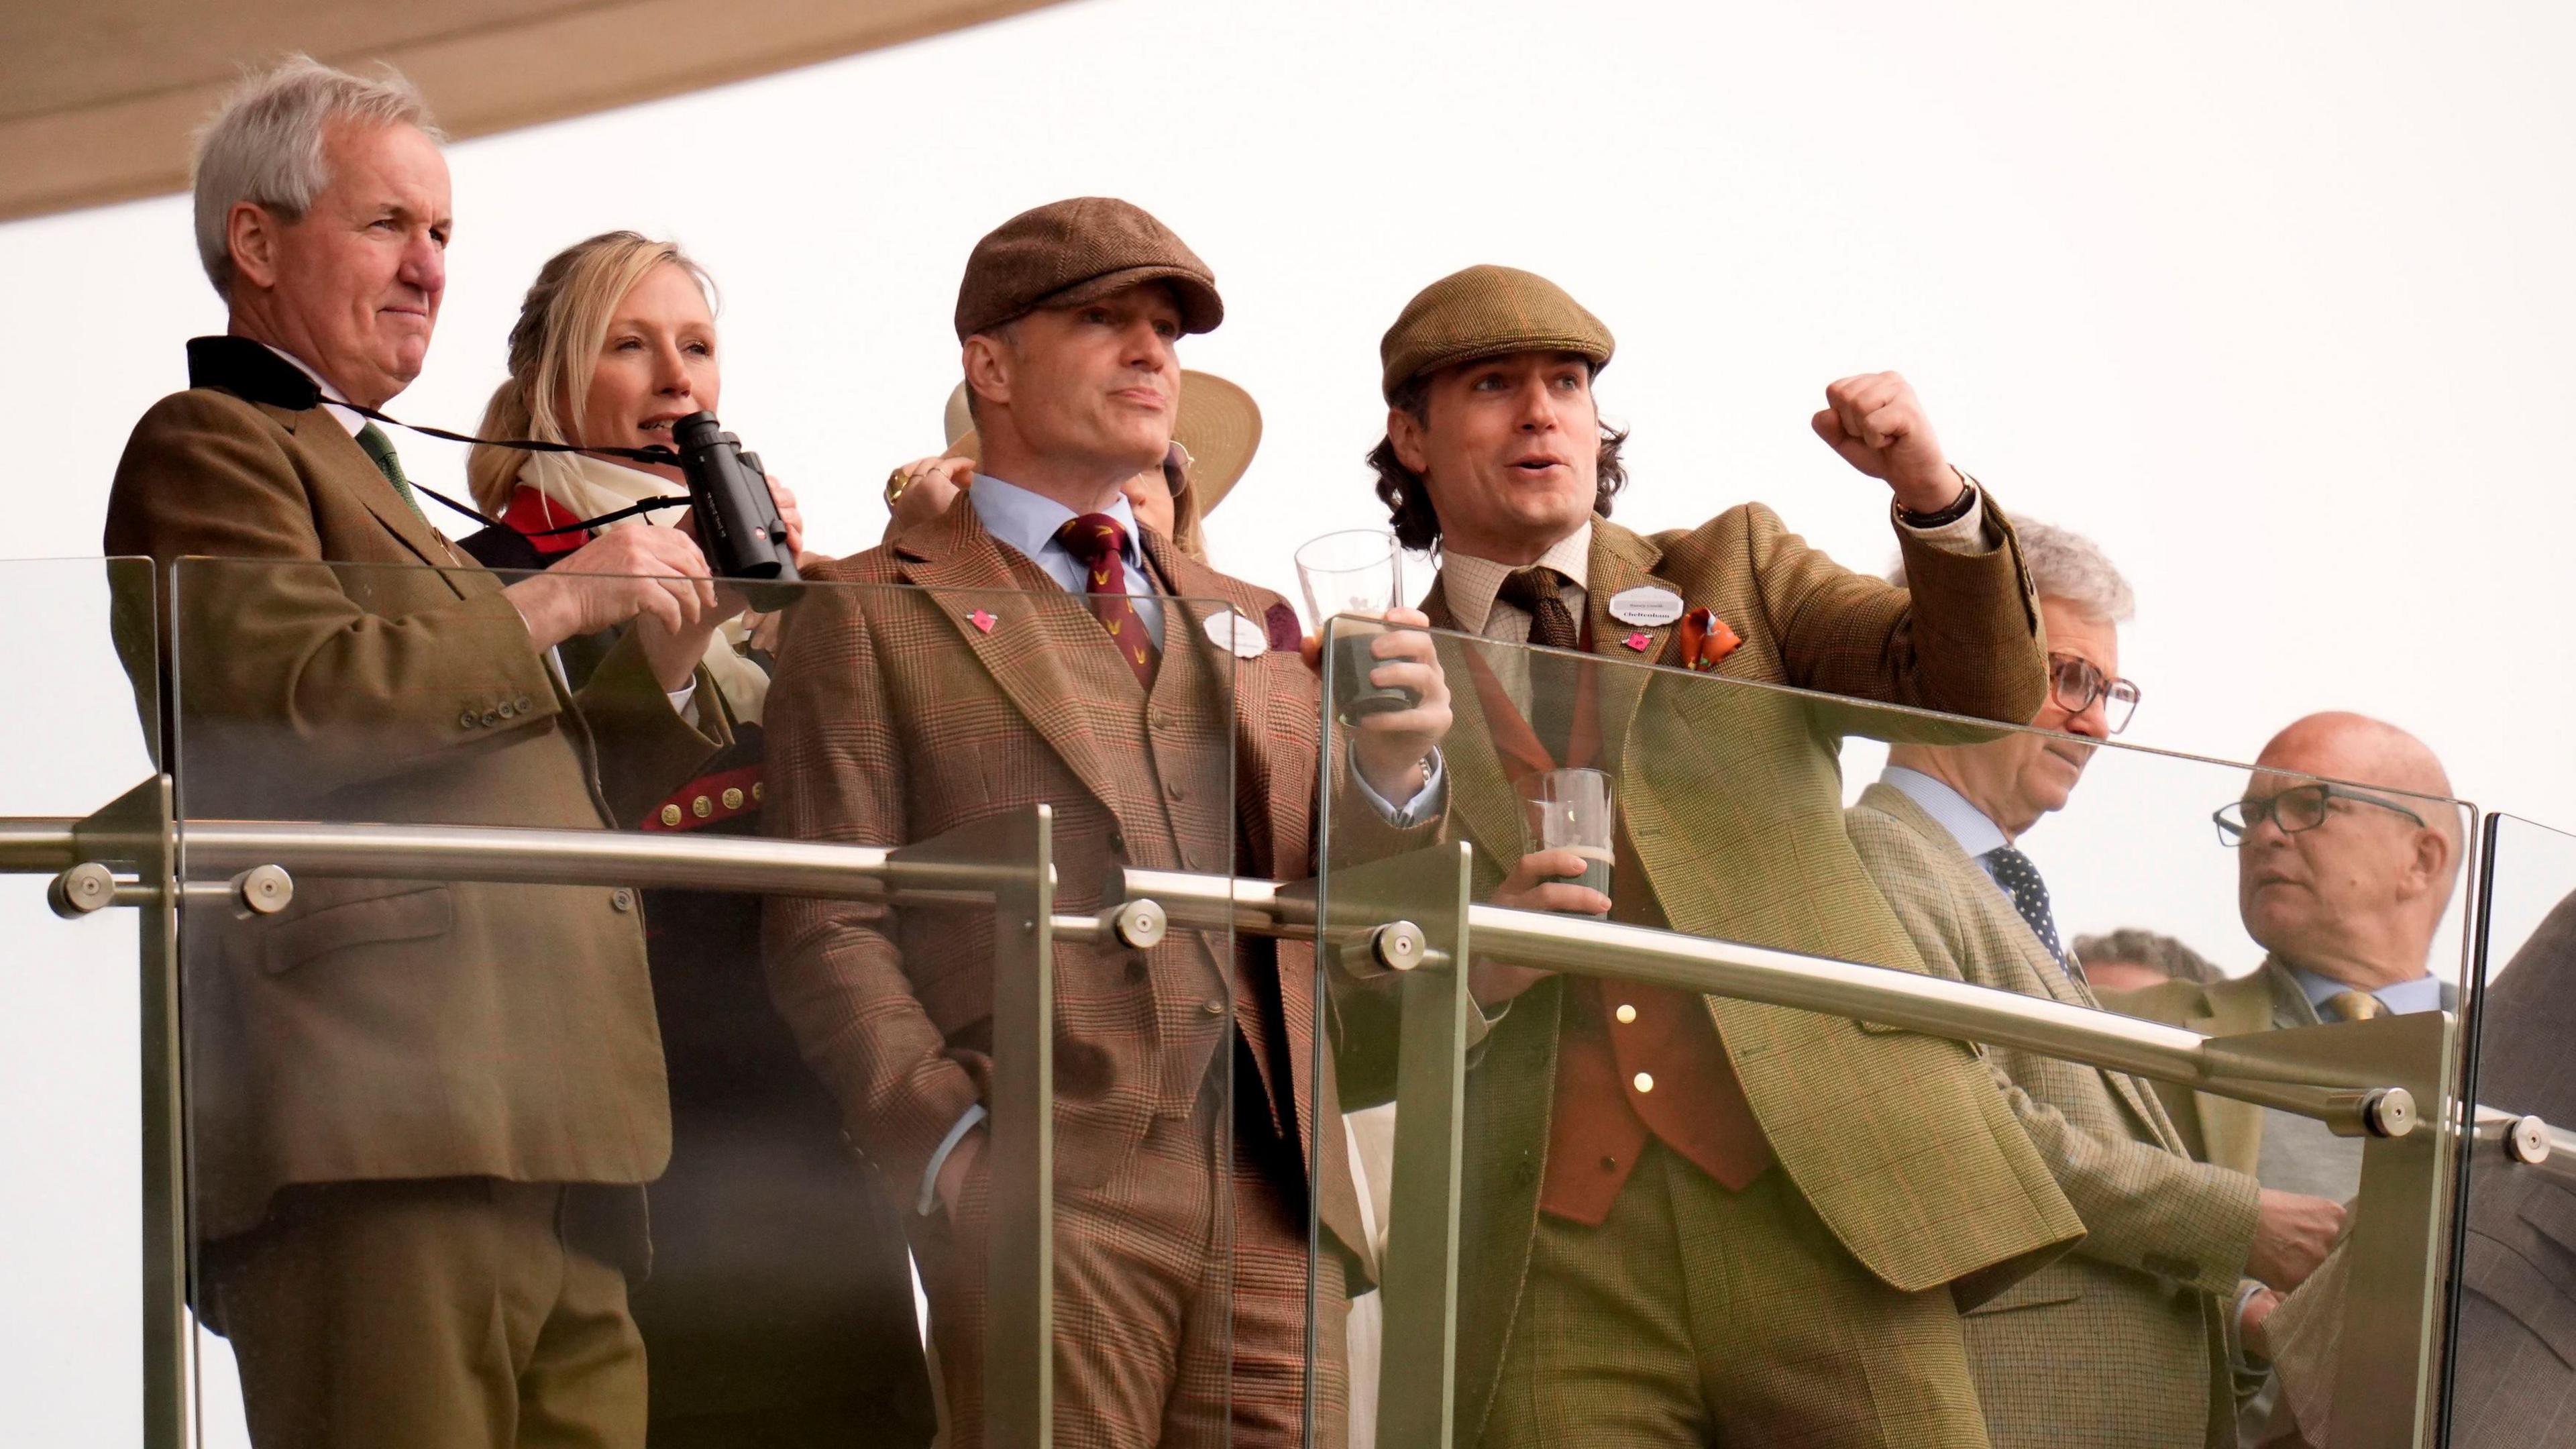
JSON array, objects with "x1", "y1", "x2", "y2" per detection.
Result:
[
  {"x1": 1376, "y1": 502, "x2": 2090, "y2": 1445},
  {"x1": 1850, "y1": 782, "x2": 2260, "y2": 1449}
]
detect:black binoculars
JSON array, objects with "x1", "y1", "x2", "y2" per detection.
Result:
[{"x1": 672, "y1": 412, "x2": 800, "y2": 610}]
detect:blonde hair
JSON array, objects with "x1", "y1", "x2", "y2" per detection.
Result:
[
  {"x1": 468, "y1": 231, "x2": 716, "y2": 513},
  {"x1": 194, "y1": 55, "x2": 443, "y2": 299}
]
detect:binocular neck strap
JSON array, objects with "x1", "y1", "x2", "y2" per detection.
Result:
[{"x1": 335, "y1": 399, "x2": 688, "y2": 537}]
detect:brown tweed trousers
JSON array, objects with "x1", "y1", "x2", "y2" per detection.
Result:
[
  {"x1": 1349, "y1": 502, "x2": 2087, "y2": 1445},
  {"x1": 1849, "y1": 782, "x2": 2260, "y2": 1448},
  {"x1": 761, "y1": 500, "x2": 1396, "y2": 1446}
]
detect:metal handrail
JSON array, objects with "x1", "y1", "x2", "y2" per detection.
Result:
[{"x1": 3, "y1": 816, "x2": 2477, "y2": 1138}]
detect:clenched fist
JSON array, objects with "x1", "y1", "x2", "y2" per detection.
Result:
[{"x1": 1811, "y1": 371, "x2": 1964, "y2": 515}]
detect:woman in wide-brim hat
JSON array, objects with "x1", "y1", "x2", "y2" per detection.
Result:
[{"x1": 880, "y1": 368, "x2": 1262, "y2": 559}]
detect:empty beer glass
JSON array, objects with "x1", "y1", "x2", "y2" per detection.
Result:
[
  {"x1": 1297, "y1": 529, "x2": 1419, "y2": 724},
  {"x1": 1521, "y1": 767, "x2": 1615, "y2": 904}
]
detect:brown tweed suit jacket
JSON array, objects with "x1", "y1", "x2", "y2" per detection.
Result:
[
  {"x1": 1850, "y1": 782, "x2": 2259, "y2": 1449},
  {"x1": 103, "y1": 379, "x2": 723, "y2": 1242},
  {"x1": 759, "y1": 500, "x2": 1383, "y2": 1261},
  {"x1": 1387, "y1": 501, "x2": 2088, "y2": 1444}
]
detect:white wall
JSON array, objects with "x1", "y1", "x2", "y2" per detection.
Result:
[{"x1": 4, "y1": 1, "x2": 2571, "y2": 1438}]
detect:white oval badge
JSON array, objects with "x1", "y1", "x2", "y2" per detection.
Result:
[
  {"x1": 1607, "y1": 586, "x2": 1685, "y2": 628},
  {"x1": 1203, "y1": 610, "x2": 1269, "y2": 659}
]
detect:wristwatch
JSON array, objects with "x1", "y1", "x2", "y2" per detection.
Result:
[{"x1": 1894, "y1": 468, "x2": 1979, "y2": 529}]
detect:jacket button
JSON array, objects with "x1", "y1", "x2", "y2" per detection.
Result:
[
  {"x1": 1615, "y1": 1003, "x2": 1638, "y2": 1024},
  {"x1": 1108, "y1": 828, "x2": 1126, "y2": 853},
  {"x1": 515, "y1": 695, "x2": 533, "y2": 712},
  {"x1": 1165, "y1": 779, "x2": 1184, "y2": 800},
  {"x1": 1202, "y1": 998, "x2": 1228, "y2": 1016},
  {"x1": 480, "y1": 710, "x2": 500, "y2": 727},
  {"x1": 721, "y1": 787, "x2": 744, "y2": 810},
  {"x1": 659, "y1": 804, "x2": 683, "y2": 828},
  {"x1": 1600, "y1": 1155, "x2": 1619, "y2": 1172},
  {"x1": 692, "y1": 795, "x2": 713, "y2": 819},
  {"x1": 458, "y1": 711, "x2": 478, "y2": 729},
  {"x1": 496, "y1": 702, "x2": 517, "y2": 720},
  {"x1": 610, "y1": 888, "x2": 636, "y2": 912},
  {"x1": 751, "y1": 782, "x2": 763, "y2": 802},
  {"x1": 1631, "y1": 1072, "x2": 1654, "y2": 1094}
]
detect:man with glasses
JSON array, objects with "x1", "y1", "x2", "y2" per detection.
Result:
[
  {"x1": 1846, "y1": 525, "x2": 2339, "y2": 1449},
  {"x1": 2108, "y1": 711, "x2": 2462, "y2": 1438}
]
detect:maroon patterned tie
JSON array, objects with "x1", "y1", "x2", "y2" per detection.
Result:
[{"x1": 1054, "y1": 513, "x2": 1157, "y2": 688}]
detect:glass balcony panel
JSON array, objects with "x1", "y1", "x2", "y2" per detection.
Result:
[
  {"x1": 0, "y1": 557, "x2": 165, "y2": 1447},
  {"x1": 2451, "y1": 814, "x2": 2576, "y2": 1448},
  {"x1": 164, "y1": 559, "x2": 1253, "y2": 1448},
  {"x1": 1314, "y1": 617, "x2": 2469, "y2": 1449}
]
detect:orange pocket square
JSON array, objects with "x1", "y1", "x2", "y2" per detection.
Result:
[{"x1": 1678, "y1": 608, "x2": 1741, "y2": 672}]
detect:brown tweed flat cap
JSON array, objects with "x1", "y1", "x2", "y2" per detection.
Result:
[
  {"x1": 955, "y1": 197, "x2": 1223, "y2": 341},
  {"x1": 1379, "y1": 264, "x2": 1613, "y2": 400}
]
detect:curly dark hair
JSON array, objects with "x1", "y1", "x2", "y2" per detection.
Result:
[{"x1": 1367, "y1": 366, "x2": 1630, "y2": 551}]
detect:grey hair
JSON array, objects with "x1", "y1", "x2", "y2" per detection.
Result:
[
  {"x1": 1890, "y1": 517, "x2": 2135, "y2": 623},
  {"x1": 192, "y1": 55, "x2": 445, "y2": 299}
]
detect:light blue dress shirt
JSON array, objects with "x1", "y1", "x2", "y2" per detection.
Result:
[
  {"x1": 2290, "y1": 966, "x2": 2448, "y2": 1017},
  {"x1": 969, "y1": 473, "x2": 1163, "y2": 642},
  {"x1": 1880, "y1": 765, "x2": 2012, "y2": 879}
]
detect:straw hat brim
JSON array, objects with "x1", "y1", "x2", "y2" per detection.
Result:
[{"x1": 943, "y1": 370, "x2": 1263, "y2": 515}]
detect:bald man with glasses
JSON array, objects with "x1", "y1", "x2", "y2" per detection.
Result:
[{"x1": 2105, "y1": 710, "x2": 2465, "y2": 1437}]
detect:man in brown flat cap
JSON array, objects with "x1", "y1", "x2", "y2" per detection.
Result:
[
  {"x1": 1344, "y1": 264, "x2": 2086, "y2": 1446},
  {"x1": 763, "y1": 198, "x2": 1450, "y2": 1447}
]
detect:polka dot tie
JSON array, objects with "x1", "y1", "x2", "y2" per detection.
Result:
[
  {"x1": 1980, "y1": 844, "x2": 2070, "y2": 973},
  {"x1": 1053, "y1": 513, "x2": 1157, "y2": 689}
]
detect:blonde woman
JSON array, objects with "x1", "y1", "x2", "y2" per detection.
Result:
[{"x1": 459, "y1": 232, "x2": 934, "y2": 1449}]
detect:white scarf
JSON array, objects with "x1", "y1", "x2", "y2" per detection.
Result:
[{"x1": 522, "y1": 452, "x2": 771, "y2": 724}]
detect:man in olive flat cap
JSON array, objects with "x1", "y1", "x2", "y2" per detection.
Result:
[
  {"x1": 1339, "y1": 263, "x2": 2086, "y2": 1447},
  {"x1": 764, "y1": 198, "x2": 1451, "y2": 1447}
]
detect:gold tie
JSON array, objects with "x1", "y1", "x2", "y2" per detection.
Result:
[{"x1": 2322, "y1": 989, "x2": 2387, "y2": 1023}]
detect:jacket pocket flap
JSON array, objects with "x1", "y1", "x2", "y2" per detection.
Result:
[
  {"x1": 1962, "y1": 1272, "x2": 2084, "y2": 1316},
  {"x1": 264, "y1": 882, "x2": 454, "y2": 973}
]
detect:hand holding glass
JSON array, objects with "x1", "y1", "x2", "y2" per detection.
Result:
[{"x1": 1296, "y1": 529, "x2": 1421, "y2": 724}]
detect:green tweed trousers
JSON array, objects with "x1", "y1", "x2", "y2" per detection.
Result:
[{"x1": 1483, "y1": 1145, "x2": 1992, "y2": 1448}]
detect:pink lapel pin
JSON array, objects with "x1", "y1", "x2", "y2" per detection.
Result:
[
  {"x1": 1623, "y1": 631, "x2": 1654, "y2": 652},
  {"x1": 968, "y1": 609, "x2": 997, "y2": 634}
]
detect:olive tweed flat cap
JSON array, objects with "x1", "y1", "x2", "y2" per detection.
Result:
[
  {"x1": 1379, "y1": 264, "x2": 1614, "y2": 400},
  {"x1": 955, "y1": 197, "x2": 1224, "y2": 341}
]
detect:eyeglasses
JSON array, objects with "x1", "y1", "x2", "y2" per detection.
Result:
[
  {"x1": 2213, "y1": 783, "x2": 2428, "y2": 846},
  {"x1": 2049, "y1": 653, "x2": 2141, "y2": 734}
]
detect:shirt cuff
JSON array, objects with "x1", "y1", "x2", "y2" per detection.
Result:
[
  {"x1": 665, "y1": 680, "x2": 698, "y2": 716},
  {"x1": 1894, "y1": 474, "x2": 1988, "y2": 555},
  {"x1": 917, "y1": 1102, "x2": 988, "y2": 1217},
  {"x1": 1352, "y1": 748, "x2": 1446, "y2": 826}
]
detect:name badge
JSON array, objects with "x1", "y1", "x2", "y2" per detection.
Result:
[
  {"x1": 1203, "y1": 610, "x2": 1269, "y2": 659},
  {"x1": 1607, "y1": 586, "x2": 1684, "y2": 627}
]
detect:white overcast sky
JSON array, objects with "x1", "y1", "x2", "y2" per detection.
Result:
[{"x1": 6, "y1": 1, "x2": 2575, "y2": 1439}]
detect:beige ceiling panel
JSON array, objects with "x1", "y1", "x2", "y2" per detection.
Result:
[{"x1": 0, "y1": 0, "x2": 1059, "y2": 222}]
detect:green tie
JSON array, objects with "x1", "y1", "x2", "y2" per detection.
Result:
[{"x1": 355, "y1": 422, "x2": 428, "y2": 524}]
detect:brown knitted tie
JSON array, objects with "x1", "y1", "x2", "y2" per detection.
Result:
[
  {"x1": 1499, "y1": 566, "x2": 1580, "y2": 760},
  {"x1": 1499, "y1": 566, "x2": 1580, "y2": 651},
  {"x1": 1054, "y1": 513, "x2": 1157, "y2": 688}
]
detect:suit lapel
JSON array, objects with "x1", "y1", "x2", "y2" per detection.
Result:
[
  {"x1": 1583, "y1": 523, "x2": 1678, "y2": 755},
  {"x1": 1142, "y1": 529, "x2": 1290, "y2": 877},
  {"x1": 1417, "y1": 574, "x2": 1531, "y2": 875},
  {"x1": 283, "y1": 404, "x2": 470, "y2": 594},
  {"x1": 1868, "y1": 782, "x2": 2178, "y2": 1141},
  {"x1": 895, "y1": 503, "x2": 1126, "y2": 815}
]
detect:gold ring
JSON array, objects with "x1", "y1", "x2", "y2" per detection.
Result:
[{"x1": 884, "y1": 467, "x2": 912, "y2": 508}]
